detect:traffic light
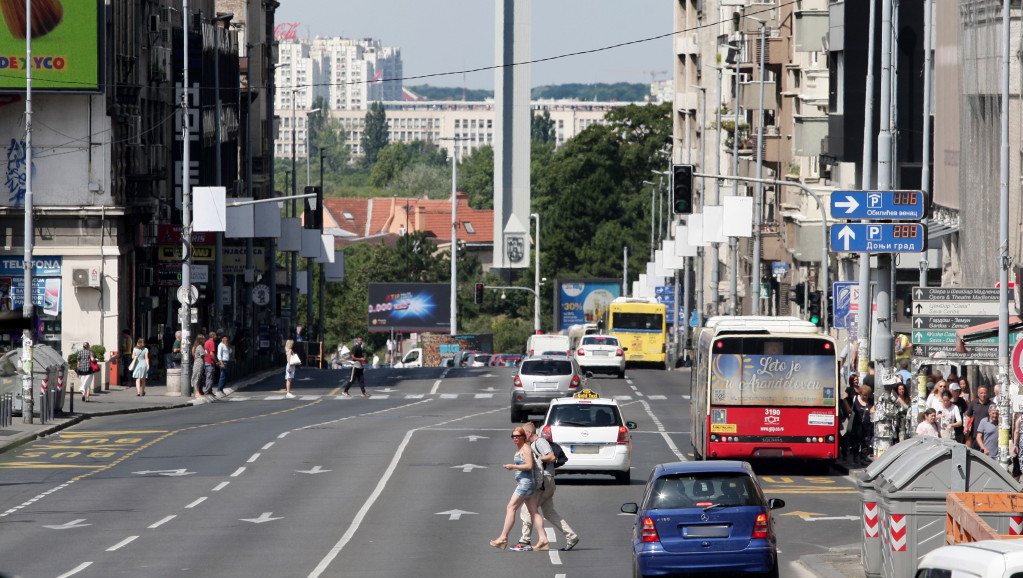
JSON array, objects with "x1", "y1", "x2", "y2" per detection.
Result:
[
  {"x1": 303, "y1": 186, "x2": 322, "y2": 229},
  {"x1": 474, "y1": 283, "x2": 484, "y2": 305},
  {"x1": 672, "y1": 164, "x2": 694, "y2": 214},
  {"x1": 787, "y1": 282, "x2": 805, "y2": 304},
  {"x1": 808, "y1": 291, "x2": 822, "y2": 326}
]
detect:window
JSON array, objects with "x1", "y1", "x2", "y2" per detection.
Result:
[
  {"x1": 520, "y1": 359, "x2": 573, "y2": 376},
  {"x1": 463, "y1": 222, "x2": 475, "y2": 234},
  {"x1": 582, "y1": 336, "x2": 619, "y2": 347},
  {"x1": 643, "y1": 473, "x2": 762, "y2": 510},
  {"x1": 342, "y1": 212, "x2": 354, "y2": 221}
]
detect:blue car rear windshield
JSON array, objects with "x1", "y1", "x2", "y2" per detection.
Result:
[{"x1": 644, "y1": 473, "x2": 763, "y2": 509}]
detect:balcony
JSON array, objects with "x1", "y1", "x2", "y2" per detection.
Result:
[
  {"x1": 762, "y1": 130, "x2": 785, "y2": 163},
  {"x1": 675, "y1": 91, "x2": 699, "y2": 112},
  {"x1": 675, "y1": 33, "x2": 699, "y2": 57},
  {"x1": 740, "y1": 81, "x2": 778, "y2": 110}
]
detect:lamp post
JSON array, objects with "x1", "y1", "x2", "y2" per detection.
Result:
[
  {"x1": 437, "y1": 137, "x2": 464, "y2": 336},
  {"x1": 745, "y1": 14, "x2": 766, "y2": 316},
  {"x1": 245, "y1": 40, "x2": 264, "y2": 365},
  {"x1": 212, "y1": 12, "x2": 233, "y2": 334},
  {"x1": 21, "y1": 0, "x2": 34, "y2": 421},
  {"x1": 290, "y1": 86, "x2": 298, "y2": 339},
  {"x1": 177, "y1": 0, "x2": 195, "y2": 395},
  {"x1": 319, "y1": 148, "x2": 326, "y2": 341},
  {"x1": 530, "y1": 213, "x2": 541, "y2": 333},
  {"x1": 304, "y1": 107, "x2": 320, "y2": 337},
  {"x1": 642, "y1": 180, "x2": 657, "y2": 260},
  {"x1": 707, "y1": 63, "x2": 725, "y2": 317}
]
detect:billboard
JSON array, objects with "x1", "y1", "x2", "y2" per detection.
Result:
[
  {"x1": 0, "y1": 0, "x2": 101, "y2": 91},
  {"x1": 367, "y1": 283, "x2": 451, "y2": 333},
  {"x1": 709, "y1": 355, "x2": 836, "y2": 407},
  {"x1": 553, "y1": 278, "x2": 622, "y2": 333}
]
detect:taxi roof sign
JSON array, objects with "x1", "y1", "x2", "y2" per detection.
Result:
[{"x1": 573, "y1": 389, "x2": 600, "y2": 399}]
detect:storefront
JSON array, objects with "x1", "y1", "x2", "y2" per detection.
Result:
[{"x1": 0, "y1": 256, "x2": 64, "y2": 351}]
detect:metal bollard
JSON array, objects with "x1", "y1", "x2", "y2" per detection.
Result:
[{"x1": 1, "y1": 393, "x2": 11, "y2": 427}]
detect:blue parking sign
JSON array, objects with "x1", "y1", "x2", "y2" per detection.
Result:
[{"x1": 832, "y1": 282, "x2": 860, "y2": 329}]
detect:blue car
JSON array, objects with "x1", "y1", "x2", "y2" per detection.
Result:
[{"x1": 621, "y1": 461, "x2": 785, "y2": 577}]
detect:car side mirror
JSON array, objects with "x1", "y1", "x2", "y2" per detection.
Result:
[
  {"x1": 626, "y1": 421, "x2": 638, "y2": 430},
  {"x1": 768, "y1": 498, "x2": 785, "y2": 510},
  {"x1": 585, "y1": 371, "x2": 593, "y2": 378},
  {"x1": 621, "y1": 502, "x2": 638, "y2": 514}
]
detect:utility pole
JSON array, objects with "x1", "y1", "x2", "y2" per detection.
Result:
[
  {"x1": 748, "y1": 16, "x2": 766, "y2": 316},
  {"x1": 857, "y1": 0, "x2": 877, "y2": 390},
  {"x1": 245, "y1": 41, "x2": 264, "y2": 367},
  {"x1": 997, "y1": 0, "x2": 1012, "y2": 470},
  {"x1": 531, "y1": 213, "x2": 541, "y2": 333},
  {"x1": 319, "y1": 149, "x2": 326, "y2": 342},
  {"x1": 290, "y1": 90, "x2": 298, "y2": 339},
  {"x1": 305, "y1": 107, "x2": 319, "y2": 339},
  {"x1": 21, "y1": 0, "x2": 34, "y2": 423},
  {"x1": 212, "y1": 13, "x2": 233, "y2": 334},
  {"x1": 729, "y1": 26, "x2": 742, "y2": 316}
]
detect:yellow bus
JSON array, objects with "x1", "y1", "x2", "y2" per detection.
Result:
[{"x1": 604, "y1": 297, "x2": 667, "y2": 368}]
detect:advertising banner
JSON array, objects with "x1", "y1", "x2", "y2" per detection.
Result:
[
  {"x1": 553, "y1": 278, "x2": 621, "y2": 332},
  {"x1": 710, "y1": 354, "x2": 836, "y2": 407},
  {"x1": 367, "y1": 282, "x2": 451, "y2": 333},
  {"x1": 0, "y1": 0, "x2": 101, "y2": 91}
]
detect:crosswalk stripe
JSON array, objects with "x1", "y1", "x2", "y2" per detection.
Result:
[
  {"x1": 265, "y1": 395, "x2": 285, "y2": 400},
  {"x1": 613, "y1": 395, "x2": 633, "y2": 401},
  {"x1": 474, "y1": 393, "x2": 494, "y2": 399},
  {"x1": 440, "y1": 394, "x2": 458, "y2": 399},
  {"x1": 646, "y1": 395, "x2": 667, "y2": 400},
  {"x1": 405, "y1": 394, "x2": 425, "y2": 399}
]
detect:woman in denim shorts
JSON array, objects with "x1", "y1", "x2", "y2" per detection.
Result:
[{"x1": 490, "y1": 426, "x2": 550, "y2": 551}]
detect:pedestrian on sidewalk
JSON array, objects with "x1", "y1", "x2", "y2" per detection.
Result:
[
  {"x1": 75, "y1": 342, "x2": 97, "y2": 403},
  {"x1": 131, "y1": 338, "x2": 149, "y2": 396},
  {"x1": 162, "y1": 326, "x2": 175, "y2": 371},
  {"x1": 216, "y1": 335, "x2": 231, "y2": 394},
  {"x1": 284, "y1": 339, "x2": 298, "y2": 399},
  {"x1": 120, "y1": 329, "x2": 132, "y2": 384},
  {"x1": 849, "y1": 385, "x2": 874, "y2": 466},
  {"x1": 191, "y1": 333, "x2": 206, "y2": 398},
  {"x1": 512, "y1": 422, "x2": 579, "y2": 552},
  {"x1": 342, "y1": 336, "x2": 368, "y2": 397},
  {"x1": 203, "y1": 332, "x2": 218, "y2": 396}
]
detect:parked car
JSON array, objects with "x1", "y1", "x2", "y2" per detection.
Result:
[
  {"x1": 489, "y1": 353, "x2": 518, "y2": 367},
  {"x1": 573, "y1": 334, "x2": 626, "y2": 378},
  {"x1": 916, "y1": 539, "x2": 1023, "y2": 577},
  {"x1": 621, "y1": 461, "x2": 784, "y2": 577},
  {"x1": 541, "y1": 390, "x2": 636, "y2": 483},
  {"x1": 509, "y1": 354, "x2": 585, "y2": 422},
  {"x1": 497, "y1": 354, "x2": 522, "y2": 367},
  {"x1": 470, "y1": 354, "x2": 492, "y2": 367}
]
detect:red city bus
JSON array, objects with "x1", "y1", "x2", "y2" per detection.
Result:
[{"x1": 690, "y1": 316, "x2": 839, "y2": 462}]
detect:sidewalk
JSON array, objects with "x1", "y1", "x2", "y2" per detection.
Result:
[{"x1": 0, "y1": 368, "x2": 278, "y2": 454}]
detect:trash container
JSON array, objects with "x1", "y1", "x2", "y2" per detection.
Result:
[
  {"x1": 857, "y1": 436, "x2": 932, "y2": 577},
  {"x1": 165, "y1": 368, "x2": 182, "y2": 396},
  {"x1": 108, "y1": 352, "x2": 119, "y2": 387},
  {"x1": 874, "y1": 436, "x2": 1021, "y2": 578}
]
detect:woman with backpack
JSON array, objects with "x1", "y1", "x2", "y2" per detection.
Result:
[{"x1": 75, "y1": 342, "x2": 97, "y2": 402}]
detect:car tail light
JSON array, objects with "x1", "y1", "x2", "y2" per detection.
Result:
[
  {"x1": 617, "y1": 426, "x2": 630, "y2": 444},
  {"x1": 513, "y1": 376, "x2": 522, "y2": 388},
  {"x1": 569, "y1": 375, "x2": 580, "y2": 389},
  {"x1": 542, "y1": 425, "x2": 552, "y2": 441},
  {"x1": 576, "y1": 348, "x2": 585, "y2": 356},
  {"x1": 615, "y1": 348, "x2": 624, "y2": 357},
  {"x1": 640, "y1": 517, "x2": 660, "y2": 542},
  {"x1": 752, "y1": 513, "x2": 769, "y2": 539}
]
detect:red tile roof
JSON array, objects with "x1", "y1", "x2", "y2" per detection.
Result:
[{"x1": 323, "y1": 194, "x2": 494, "y2": 246}]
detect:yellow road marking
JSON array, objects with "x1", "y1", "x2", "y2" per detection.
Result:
[{"x1": 0, "y1": 462, "x2": 103, "y2": 469}]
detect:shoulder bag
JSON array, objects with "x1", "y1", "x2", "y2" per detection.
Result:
[
  {"x1": 129, "y1": 352, "x2": 137, "y2": 371},
  {"x1": 89, "y1": 353, "x2": 100, "y2": 373}
]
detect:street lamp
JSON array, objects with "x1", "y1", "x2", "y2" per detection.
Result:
[
  {"x1": 642, "y1": 180, "x2": 657, "y2": 260},
  {"x1": 212, "y1": 12, "x2": 233, "y2": 334},
  {"x1": 530, "y1": 213, "x2": 541, "y2": 333},
  {"x1": 304, "y1": 107, "x2": 320, "y2": 337},
  {"x1": 437, "y1": 136, "x2": 464, "y2": 336},
  {"x1": 745, "y1": 14, "x2": 767, "y2": 316},
  {"x1": 305, "y1": 108, "x2": 321, "y2": 187},
  {"x1": 245, "y1": 40, "x2": 265, "y2": 366}
]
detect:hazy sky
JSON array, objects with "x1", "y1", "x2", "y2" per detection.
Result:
[{"x1": 274, "y1": 0, "x2": 673, "y2": 90}]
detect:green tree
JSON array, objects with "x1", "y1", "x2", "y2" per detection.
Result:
[
  {"x1": 458, "y1": 145, "x2": 494, "y2": 209},
  {"x1": 389, "y1": 164, "x2": 451, "y2": 198},
  {"x1": 531, "y1": 110, "x2": 556, "y2": 144},
  {"x1": 361, "y1": 101, "x2": 389, "y2": 166},
  {"x1": 370, "y1": 142, "x2": 410, "y2": 188}
]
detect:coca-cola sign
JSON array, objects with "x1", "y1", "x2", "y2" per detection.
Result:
[{"x1": 274, "y1": 23, "x2": 299, "y2": 41}]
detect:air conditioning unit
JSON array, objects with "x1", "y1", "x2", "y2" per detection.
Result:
[{"x1": 72, "y1": 268, "x2": 101, "y2": 288}]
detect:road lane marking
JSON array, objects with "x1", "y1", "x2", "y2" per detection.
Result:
[
  {"x1": 212, "y1": 481, "x2": 229, "y2": 492},
  {"x1": 149, "y1": 515, "x2": 176, "y2": 528},
  {"x1": 106, "y1": 536, "x2": 138, "y2": 551},
  {"x1": 247, "y1": 453, "x2": 261, "y2": 463},
  {"x1": 549, "y1": 549, "x2": 562, "y2": 565},
  {"x1": 261, "y1": 442, "x2": 275, "y2": 450},
  {"x1": 405, "y1": 394, "x2": 425, "y2": 399},
  {"x1": 230, "y1": 467, "x2": 245, "y2": 477},
  {"x1": 308, "y1": 403, "x2": 500, "y2": 578},
  {"x1": 647, "y1": 395, "x2": 667, "y2": 400},
  {"x1": 474, "y1": 393, "x2": 494, "y2": 399},
  {"x1": 278, "y1": 432, "x2": 290, "y2": 439},
  {"x1": 56, "y1": 562, "x2": 92, "y2": 577},
  {"x1": 186, "y1": 497, "x2": 207, "y2": 508},
  {"x1": 639, "y1": 399, "x2": 686, "y2": 461},
  {"x1": 440, "y1": 393, "x2": 458, "y2": 399},
  {"x1": 430, "y1": 380, "x2": 442, "y2": 394}
]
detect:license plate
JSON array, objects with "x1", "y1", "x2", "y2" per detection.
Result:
[
  {"x1": 571, "y1": 445, "x2": 599, "y2": 454},
  {"x1": 534, "y1": 381, "x2": 558, "y2": 390},
  {"x1": 593, "y1": 351, "x2": 609, "y2": 356},
  {"x1": 683, "y1": 525, "x2": 730, "y2": 538}
]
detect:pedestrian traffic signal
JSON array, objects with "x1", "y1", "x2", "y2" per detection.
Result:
[
  {"x1": 808, "y1": 291, "x2": 822, "y2": 326},
  {"x1": 303, "y1": 186, "x2": 322, "y2": 229},
  {"x1": 787, "y1": 281, "x2": 805, "y2": 304},
  {"x1": 474, "y1": 283, "x2": 484, "y2": 305},
  {"x1": 672, "y1": 164, "x2": 694, "y2": 214}
]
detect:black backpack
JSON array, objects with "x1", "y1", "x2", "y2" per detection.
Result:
[{"x1": 548, "y1": 440, "x2": 569, "y2": 468}]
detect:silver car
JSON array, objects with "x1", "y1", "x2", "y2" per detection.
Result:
[{"x1": 509, "y1": 354, "x2": 586, "y2": 422}]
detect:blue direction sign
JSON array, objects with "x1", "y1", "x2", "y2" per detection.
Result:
[
  {"x1": 830, "y1": 190, "x2": 928, "y2": 220},
  {"x1": 829, "y1": 223, "x2": 927, "y2": 253}
]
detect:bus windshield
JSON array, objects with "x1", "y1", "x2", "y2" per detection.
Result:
[
  {"x1": 613, "y1": 312, "x2": 664, "y2": 331},
  {"x1": 710, "y1": 336, "x2": 836, "y2": 407}
]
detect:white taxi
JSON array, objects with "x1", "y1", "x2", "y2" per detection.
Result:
[
  {"x1": 573, "y1": 334, "x2": 626, "y2": 378},
  {"x1": 540, "y1": 390, "x2": 637, "y2": 484}
]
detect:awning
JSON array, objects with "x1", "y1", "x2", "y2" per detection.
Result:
[{"x1": 954, "y1": 316, "x2": 1023, "y2": 353}]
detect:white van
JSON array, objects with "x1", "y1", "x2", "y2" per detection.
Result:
[
  {"x1": 916, "y1": 540, "x2": 1023, "y2": 577},
  {"x1": 525, "y1": 334, "x2": 571, "y2": 358},
  {"x1": 392, "y1": 348, "x2": 423, "y2": 368}
]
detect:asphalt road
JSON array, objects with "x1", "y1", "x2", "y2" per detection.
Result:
[{"x1": 0, "y1": 365, "x2": 862, "y2": 577}]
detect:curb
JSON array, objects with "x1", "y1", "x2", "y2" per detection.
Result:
[
  {"x1": 798, "y1": 544, "x2": 862, "y2": 578},
  {"x1": 0, "y1": 368, "x2": 278, "y2": 454}
]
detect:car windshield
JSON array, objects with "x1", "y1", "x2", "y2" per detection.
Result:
[
  {"x1": 582, "y1": 336, "x2": 619, "y2": 347},
  {"x1": 643, "y1": 473, "x2": 763, "y2": 510},
  {"x1": 474, "y1": 355, "x2": 491, "y2": 363},
  {"x1": 547, "y1": 404, "x2": 621, "y2": 428},
  {"x1": 520, "y1": 360, "x2": 573, "y2": 376}
]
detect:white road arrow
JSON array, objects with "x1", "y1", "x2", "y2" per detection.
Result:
[
  {"x1": 914, "y1": 317, "x2": 923, "y2": 327},
  {"x1": 296, "y1": 466, "x2": 331, "y2": 474},
  {"x1": 834, "y1": 195, "x2": 860, "y2": 214},
  {"x1": 44, "y1": 519, "x2": 91, "y2": 530},
  {"x1": 133, "y1": 469, "x2": 195, "y2": 477},
  {"x1": 378, "y1": 387, "x2": 397, "y2": 393},
  {"x1": 459, "y1": 435, "x2": 489, "y2": 443},
  {"x1": 837, "y1": 226, "x2": 856, "y2": 251},
  {"x1": 481, "y1": 373, "x2": 496, "y2": 378},
  {"x1": 481, "y1": 387, "x2": 500, "y2": 392},
  {"x1": 240, "y1": 512, "x2": 283, "y2": 524},
  {"x1": 435, "y1": 509, "x2": 477, "y2": 521},
  {"x1": 805, "y1": 515, "x2": 859, "y2": 522},
  {"x1": 451, "y1": 464, "x2": 487, "y2": 473}
]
